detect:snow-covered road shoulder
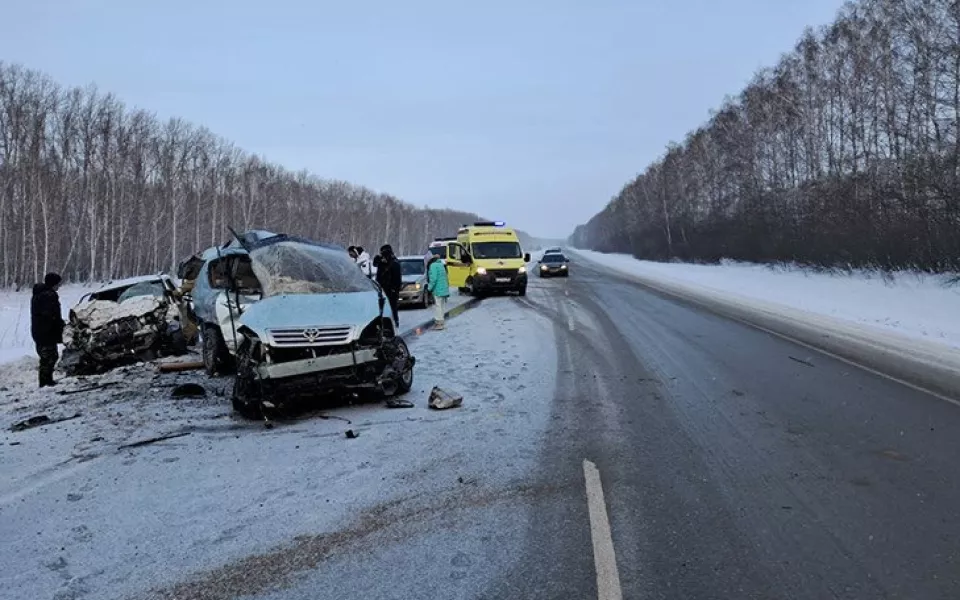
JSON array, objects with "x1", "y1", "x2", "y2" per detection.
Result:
[
  {"x1": 0, "y1": 296, "x2": 557, "y2": 600},
  {"x1": 573, "y1": 250, "x2": 960, "y2": 401}
]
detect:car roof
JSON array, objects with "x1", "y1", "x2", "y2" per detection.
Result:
[
  {"x1": 398, "y1": 255, "x2": 426, "y2": 261},
  {"x1": 200, "y1": 245, "x2": 249, "y2": 260},
  {"x1": 94, "y1": 274, "x2": 170, "y2": 292}
]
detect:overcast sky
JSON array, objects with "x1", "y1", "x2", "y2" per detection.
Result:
[{"x1": 2, "y1": 0, "x2": 846, "y2": 238}]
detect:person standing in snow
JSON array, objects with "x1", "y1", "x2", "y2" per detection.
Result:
[
  {"x1": 374, "y1": 244, "x2": 403, "y2": 327},
  {"x1": 31, "y1": 272, "x2": 65, "y2": 388},
  {"x1": 426, "y1": 254, "x2": 450, "y2": 330}
]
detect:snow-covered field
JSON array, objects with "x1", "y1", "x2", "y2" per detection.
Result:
[
  {"x1": 574, "y1": 249, "x2": 960, "y2": 350},
  {"x1": 0, "y1": 284, "x2": 96, "y2": 364}
]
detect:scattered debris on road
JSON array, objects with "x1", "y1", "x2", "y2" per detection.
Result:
[
  {"x1": 428, "y1": 386, "x2": 463, "y2": 410},
  {"x1": 158, "y1": 360, "x2": 205, "y2": 373},
  {"x1": 170, "y1": 383, "x2": 206, "y2": 399},
  {"x1": 56, "y1": 382, "x2": 121, "y2": 396},
  {"x1": 117, "y1": 431, "x2": 192, "y2": 450},
  {"x1": 10, "y1": 412, "x2": 82, "y2": 432},
  {"x1": 345, "y1": 429, "x2": 359, "y2": 439},
  {"x1": 788, "y1": 356, "x2": 816, "y2": 368},
  {"x1": 316, "y1": 414, "x2": 352, "y2": 424},
  {"x1": 385, "y1": 399, "x2": 415, "y2": 409}
]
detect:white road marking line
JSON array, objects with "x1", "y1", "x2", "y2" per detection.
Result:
[
  {"x1": 583, "y1": 459, "x2": 623, "y2": 600},
  {"x1": 568, "y1": 315, "x2": 575, "y2": 331}
]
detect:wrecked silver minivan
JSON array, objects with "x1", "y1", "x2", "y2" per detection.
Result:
[{"x1": 229, "y1": 235, "x2": 415, "y2": 418}]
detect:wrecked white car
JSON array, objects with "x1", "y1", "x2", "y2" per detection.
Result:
[
  {"x1": 61, "y1": 275, "x2": 188, "y2": 375},
  {"x1": 229, "y1": 235, "x2": 415, "y2": 418}
]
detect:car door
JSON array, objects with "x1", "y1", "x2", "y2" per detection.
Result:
[{"x1": 446, "y1": 243, "x2": 470, "y2": 289}]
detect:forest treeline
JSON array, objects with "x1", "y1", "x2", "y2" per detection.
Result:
[
  {"x1": 0, "y1": 62, "x2": 485, "y2": 287},
  {"x1": 572, "y1": 0, "x2": 960, "y2": 272}
]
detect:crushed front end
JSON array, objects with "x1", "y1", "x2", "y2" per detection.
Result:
[
  {"x1": 227, "y1": 235, "x2": 415, "y2": 418},
  {"x1": 61, "y1": 296, "x2": 186, "y2": 375}
]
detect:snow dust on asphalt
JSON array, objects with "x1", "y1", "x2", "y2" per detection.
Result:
[
  {"x1": 0, "y1": 296, "x2": 557, "y2": 600},
  {"x1": 520, "y1": 256, "x2": 960, "y2": 599}
]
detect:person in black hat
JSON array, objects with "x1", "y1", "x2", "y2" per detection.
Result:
[
  {"x1": 31, "y1": 272, "x2": 65, "y2": 387},
  {"x1": 374, "y1": 244, "x2": 402, "y2": 327}
]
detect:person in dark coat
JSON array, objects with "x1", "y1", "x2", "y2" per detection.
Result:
[
  {"x1": 31, "y1": 272, "x2": 65, "y2": 388},
  {"x1": 374, "y1": 244, "x2": 403, "y2": 327}
]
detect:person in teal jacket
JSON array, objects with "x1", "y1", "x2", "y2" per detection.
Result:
[{"x1": 426, "y1": 254, "x2": 450, "y2": 329}]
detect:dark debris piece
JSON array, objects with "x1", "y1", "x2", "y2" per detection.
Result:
[{"x1": 171, "y1": 383, "x2": 207, "y2": 399}]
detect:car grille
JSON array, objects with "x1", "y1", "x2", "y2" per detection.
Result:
[
  {"x1": 269, "y1": 344, "x2": 354, "y2": 363},
  {"x1": 488, "y1": 269, "x2": 516, "y2": 279},
  {"x1": 267, "y1": 326, "x2": 355, "y2": 347}
]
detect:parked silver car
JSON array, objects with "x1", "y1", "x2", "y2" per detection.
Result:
[
  {"x1": 397, "y1": 255, "x2": 433, "y2": 308},
  {"x1": 229, "y1": 235, "x2": 415, "y2": 418}
]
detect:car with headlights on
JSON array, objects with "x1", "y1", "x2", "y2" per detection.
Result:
[
  {"x1": 397, "y1": 255, "x2": 433, "y2": 308},
  {"x1": 538, "y1": 252, "x2": 570, "y2": 277}
]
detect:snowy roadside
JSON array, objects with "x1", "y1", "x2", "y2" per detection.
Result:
[
  {"x1": 572, "y1": 249, "x2": 960, "y2": 399},
  {"x1": 0, "y1": 296, "x2": 556, "y2": 600},
  {"x1": 573, "y1": 250, "x2": 960, "y2": 350},
  {"x1": 0, "y1": 284, "x2": 97, "y2": 365}
]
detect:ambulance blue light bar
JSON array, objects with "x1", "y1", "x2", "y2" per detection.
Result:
[{"x1": 473, "y1": 221, "x2": 506, "y2": 227}]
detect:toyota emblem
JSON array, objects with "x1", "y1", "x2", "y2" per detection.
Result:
[{"x1": 302, "y1": 328, "x2": 321, "y2": 342}]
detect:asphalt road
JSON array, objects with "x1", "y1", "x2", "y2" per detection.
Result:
[
  {"x1": 220, "y1": 257, "x2": 960, "y2": 600},
  {"x1": 9, "y1": 258, "x2": 957, "y2": 600},
  {"x1": 494, "y1": 258, "x2": 960, "y2": 599}
]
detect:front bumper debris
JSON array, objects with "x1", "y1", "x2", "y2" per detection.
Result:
[{"x1": 256, "y1": 348, "x2": 378, "y2": 380}]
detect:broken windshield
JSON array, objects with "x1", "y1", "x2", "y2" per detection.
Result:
[{"x1": 249, "y1": 241, "x2": 375, "y2": 297}]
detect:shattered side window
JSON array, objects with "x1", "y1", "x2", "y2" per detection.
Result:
[
  {"x1": 249, "y1": 241, "x2": 375, "y2": 297},
  {"x1": 208, "y1": 259, "x2": 232, "y2": 289},
  {"x1": 231, "y1": 258, "x2": 261, "y2": 292}
]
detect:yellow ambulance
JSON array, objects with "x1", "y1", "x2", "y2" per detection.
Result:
[{"x1": 445, "y1": 221, "x2": 531, "y2": 296}]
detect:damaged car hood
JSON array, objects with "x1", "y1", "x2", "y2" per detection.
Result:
[
  {"x1": 72, "y1": 296, "x2": 165, "y2": 330},
  {"x1": 238, "y1": 291, "x2": 387, "y2": 337}
]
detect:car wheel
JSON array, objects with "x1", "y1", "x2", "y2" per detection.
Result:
[
  {"x1": 394, "y1": 337, "x2": 414, "y2": 394},
  {"x1": 202, "y1": 326, "x2": 231, "y2": 377},
  {"x1": 518, "y1": 285, "x2": 527, "y2": 296}
]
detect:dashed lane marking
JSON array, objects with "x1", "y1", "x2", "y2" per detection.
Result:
[{"x1": 583, "y1": 459, "x2": 623, "y2": 600}]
